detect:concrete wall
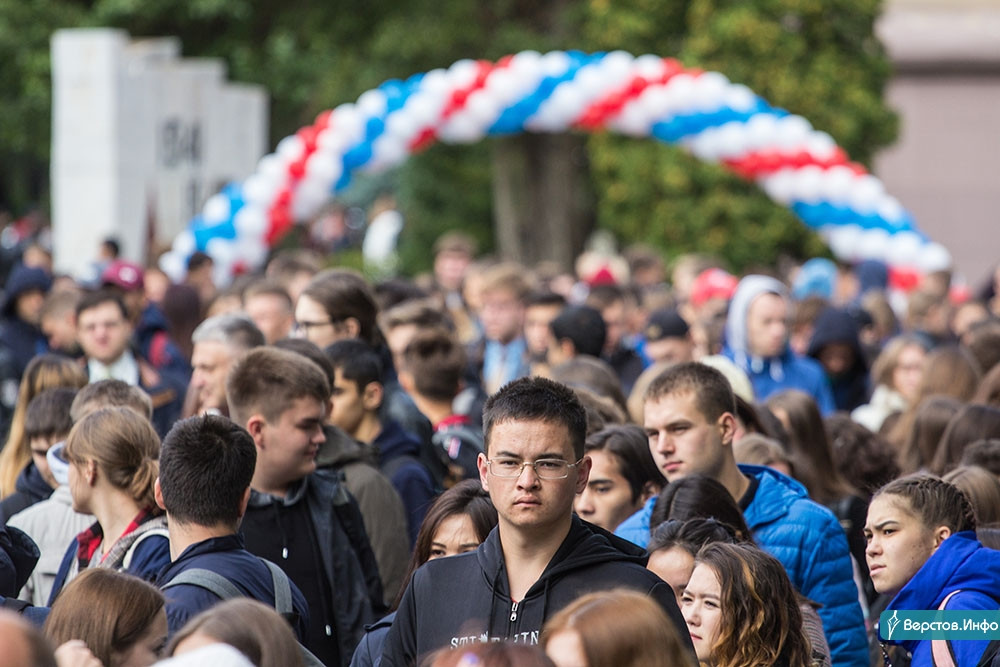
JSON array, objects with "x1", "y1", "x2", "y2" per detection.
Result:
[
  {"x1": 875, "y1": 1, "x2": 1000, "y2": 288},
  {"x1": 50, "y1": 29, "x2": 267, "y2": 279}
]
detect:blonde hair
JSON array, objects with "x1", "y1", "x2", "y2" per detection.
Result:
[
  {"x1": 63, "y1": 407, "x2": 160, "y2": 511},
  {"x1": 0, "y1": 354, "x2": 88, "y2": 496}
]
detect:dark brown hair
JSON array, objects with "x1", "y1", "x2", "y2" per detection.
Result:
[
  {"x1": 395, "y1": 480, "x2": 497, "y2": 610},
  {"x1": 299, "y1": 269, "x2": 383, "y2": 346},
  {"x1": 765, "y1": 390, "x2": 856, "y2": 504},
  {"x1": 874, "y1": 474, "x2": 976, "y2": 534}
]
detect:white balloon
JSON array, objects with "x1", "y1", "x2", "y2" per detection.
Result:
[
  {"x1": 821, "y1": 165, "x2": 856, "y2": 204},
  {"x1": 276, "y1": 136, "x2": 305, "y2": 163},
  {"x1": 422, "y1": 69, "x2": 451, "y2": 95},
  {"x1": 917, "y1": 242, "x2": 952, "y2": 273},
  {"x1": 257, "y1": 154, "x2": 283, "y2": 180},
  {"x1": 715, "y1": 121, "x2": 748, "y2": 158},
  {"x1": 848, "y1": 175, "x2": 885, "y2": 214},
  {"x1": 236, "y1": 237, "x2": 268, "y2": 270},
  {"x1": 634, "y1": 54, "x2": 666, "y2": 79},
  {"x1": 575, "y1": 65, "x2": 609, "y2": 98},
  {"x1": 745, "y1": 113, "x2": 779, "y2": 150},
  {"x1": 304, "y1": 152, "x2": 341, "y2": 188},
  {"x1": 465, "y1": 90, "x2": 500, "y2": 126},
  {"x1": 357, "y1": 89, "x2": 388, "y2": 118},
  {"x1": 234, "y1": 205, "x2": 268, "y2": 239},
  {"x1": 242, "y1": 174, "x2": 279, "y2": 208},
  {"x1": 202, "y1": 193, "x2": 231, "y2": 224},
  {"x1": 825, "y1": 224, "x2": 864, "y2": 261},
  {"x1": 876, "y1": 196, "x2": 906, "y2": 226},
  {"x1": 858, "y1": 228, "x2": 891, "y2": 260},
  {"x1": 603, "y1": 51, "x2": 635, "y2": 79},
  {"x1": 511, "y1": 50, "x2": 542, "y2": 71},
  {"x1": 761, "y1": 169, "x2": 797, "y2": 205},
  {"x1": 407, "y1": 93, "x2": 442, "y2": 127},
  {"x1": 291, "y1": 179, "x2": 329, "y2": 221},
  {"x1": 665, "y1": 74, "x2": 697, "y2": 111},
  {"x1": 776, "y1": 115, "x2": 812, "y2": 150},
  {"x1": 206, "y1": 237, "x2": 237, "y2": 266},
  {"x1": 806, "y1": 131, "x2": 837, "y2": 160},
  {"x1": 447, "y1": 59, "x2": 479, "y2": 88},
  {"x1": 694, "y1": 72, "x2": 731, "y2": 112},
  {"x1": 158, "y1": 252, "x2": 186, "y2": 283},
  {"x1": 724, "y1": 84, "x2": 757, "y2": 112},
  {"x1": 688, "y1": 128, "x2": 722, "y2": 161},
  {"x1": 885, "y1": 231, "x2": 923, "y2": 267},
  {"x1": 541, "y1": 51, "x2": 571, "y2": 77},
  {"x1": 793, "y1": 165, "x2": 825, "y2": 203},
  {"x1": 172, "y1": 230, "x2": 196, "y2": 257}
]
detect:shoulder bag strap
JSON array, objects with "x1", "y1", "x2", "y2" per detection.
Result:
[{"x1": 932, "y1": 590, "x2": 963, "y2": 667}]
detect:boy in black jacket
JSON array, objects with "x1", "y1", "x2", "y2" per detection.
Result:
[{"x1": 381, "y1": 376, "x2": 691, "y2": 666}]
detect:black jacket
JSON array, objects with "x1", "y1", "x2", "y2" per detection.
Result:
[
  {"x1": 243, "y1": 470, "x2": 383, "y2": 665},
  {"x1": 381, "y1": 516, "x2": 692, "y2": 666},
  {"x1": 0, "y1": 463, "x2": 53, "y2": 524}
]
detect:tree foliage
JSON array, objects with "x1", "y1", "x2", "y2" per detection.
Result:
[{"x1": 0, "y1": 0, "x2": 896, "y2": 274}]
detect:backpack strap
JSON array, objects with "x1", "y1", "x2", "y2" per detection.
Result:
[
  {"x1": 932, "y1": 590, "x2": 963, "y2": 667},
  {"x1": 262, "y1": 559, "x2": 292, "y2": 616},
  {"x1": 122, "y1": 528, "x2": 169, "y2": 570},
  {"x1": 161, "y1": 568, "x2": 244, "y2": 600}
]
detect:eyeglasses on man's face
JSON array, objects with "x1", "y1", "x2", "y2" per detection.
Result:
[{"x1": 486, "y1": 457, "x2": 581, "y2": 480}]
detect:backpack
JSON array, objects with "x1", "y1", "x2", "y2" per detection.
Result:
[
  {"x1": 929, "y1": 590, "x2": 1000, "y2": 667},
  {"x1": 162, "y1": 559, "x2": 323, "y2": 667}
]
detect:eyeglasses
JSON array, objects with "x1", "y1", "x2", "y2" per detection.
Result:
[
  {"x1": 486, "y1": 457, "x2": 581, "y2": 480},
  {"x1": 293, "y1": 319, "x2": 335, "y2": 334}
]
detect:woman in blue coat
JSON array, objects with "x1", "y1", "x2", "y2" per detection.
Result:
[{"x1": 866, "y1": 475, "x2": 1000, "y2": 666}]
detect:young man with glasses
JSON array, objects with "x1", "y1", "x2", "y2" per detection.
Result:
[{"x1": 380, "y1": 376, "x2": 691, "y2": 666}]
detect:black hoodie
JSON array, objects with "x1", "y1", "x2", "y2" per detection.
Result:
[{"x1": 381, "y1": 516, "x2": 691, "y2": 666}]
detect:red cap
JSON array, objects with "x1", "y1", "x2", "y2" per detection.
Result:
[
  {"x1": 690, "y1": 268, "x2": 737, "y2": 307},
  {"x1": 101, "y1": 260, "x2": 144, "y2": 291}
]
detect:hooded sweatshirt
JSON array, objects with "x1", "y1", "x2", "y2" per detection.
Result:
[
  {"x1": 722, "y1": 275, "x2": 835, "y2": 414},
  {"x1": 381, "y1": 516, "x2": 691, "y2": 666},
  {"x1": 886, "y1": 532, "x2": 1000, "y2": 666},
  {"x1": 807, "y1": 307, "x2": 870, "y2": 412}
]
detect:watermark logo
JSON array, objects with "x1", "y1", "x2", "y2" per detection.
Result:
[
  {"x1": 880, "y1": 610, "x2": 1000, "y2": 641},
  {"x1": 886, "y1": 610, "x2": 900, "y2": 641}
]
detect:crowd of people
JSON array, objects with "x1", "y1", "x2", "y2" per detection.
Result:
[{"x1": 0, "y1": 229, "x2": 999, "y2": 666}]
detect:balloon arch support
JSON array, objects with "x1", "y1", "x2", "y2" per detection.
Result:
[{"x1": 159, "y1": 50, "x2": 950, "y2": 286}]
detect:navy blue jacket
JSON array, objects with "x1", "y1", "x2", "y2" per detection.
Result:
[
  {"x1": 373, "y1": 421, "x2": 436, "y2": 546},
  {"x1": 48, "y1": 524, "x2": 171, "y2": 604},
  {"x1": 155, "y1": 534, "x2": 310, "y2": 640}
]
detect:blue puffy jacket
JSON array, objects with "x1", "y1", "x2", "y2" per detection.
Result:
[
  {"x1": 887, "y1": 532, "x2": 1000, "y2": 666},
  {"x1": 743, "y1": 465, "x2": 868, "y2": 666}
]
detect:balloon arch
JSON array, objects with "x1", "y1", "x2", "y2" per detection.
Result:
[{"x1": 159, "y1": 50, "x2": 949, "y2": 286}]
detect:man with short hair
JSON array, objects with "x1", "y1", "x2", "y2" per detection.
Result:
[
  {"x1": 381, "y1": 376, "x2": 690, "y2": 666},
  {"x1": 154, "y1": 414, "x2": 310, "y2": 638},
  {"x1": 475, "y1": 263, "x2": 531, "y2": 395},
  {"x1": 242, "y1": 280, "x2": 295, "y2": 344},
  {"x1": 188, "y1": 313, "x2": 265, "y2": 416},
  {"x1": 722, "y1": 275, "x2": 835, "y2": 413},
  {"x1": 227, "y1": 347, "x2": 382, "y2": 666},
  {"x1": 75, "y1": 291, "x2": 185, "y2": 435},
  {"x1": 642, "y1": 308, "x2": 695, "y2": 365},
  {"x1": 546, "y1": 304, "x2": 606, "y2": 369},
  {"x1": 631, "y1": 361, "x2": 867, "y2": 665}
]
